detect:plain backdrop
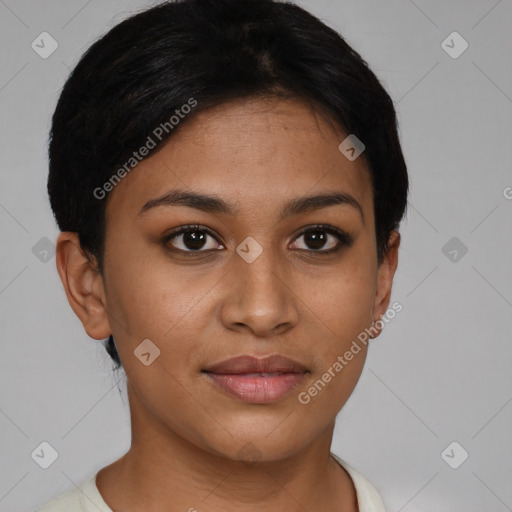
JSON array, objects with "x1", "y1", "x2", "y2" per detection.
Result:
[{"x1": 1, "y1": 1, "x2": 511, "y2": 511}]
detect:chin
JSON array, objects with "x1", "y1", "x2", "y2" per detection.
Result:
[{"x1": 196, "y1": 420, "x2": 317, "y2": 464}]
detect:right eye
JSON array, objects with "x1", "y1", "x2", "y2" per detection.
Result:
[{"x1": 163, "y1": 224, "x2": 225, "y2": 253}]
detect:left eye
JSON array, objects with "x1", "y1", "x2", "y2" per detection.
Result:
[{"x1": 290, "y1": 227, "x2": 347, "y2": 253}]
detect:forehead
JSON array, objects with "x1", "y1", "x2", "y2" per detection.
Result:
[{"x1": 105, "y1": 96, "x2": 373, "y2": 222}]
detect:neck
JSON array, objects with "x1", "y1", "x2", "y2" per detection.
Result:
[{"x1": 96, "y1": 386, "x2": 357, "y2": 512}]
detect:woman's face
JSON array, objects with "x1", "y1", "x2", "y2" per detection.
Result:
[{"x1": 98, "y1": 96, "x2": 398, "y2": 461}]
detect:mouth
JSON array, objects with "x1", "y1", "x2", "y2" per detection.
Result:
[{"x1": 202, "y1": 355, "x2": 308, "y2": 404}]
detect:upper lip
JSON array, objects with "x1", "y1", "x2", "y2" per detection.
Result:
[{"x1": 203, "y1": 355, "x2": 308, "y2": 374}]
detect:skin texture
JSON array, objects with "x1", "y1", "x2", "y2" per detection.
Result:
[{"x1": 56, "y1": 96, "x2": 400, "y2": 511}]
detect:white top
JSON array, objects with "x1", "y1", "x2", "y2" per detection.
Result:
[{"x1": 35, "y1": 453, "x2": 385, "y2": 511}]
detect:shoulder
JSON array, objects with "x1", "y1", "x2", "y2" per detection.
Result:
[
  {"x1": 331, "y1": 453, "x2": 386, "y2": 512},
  {"x1": 35, "y1": 473, "x2": 112, "y2": 512}
]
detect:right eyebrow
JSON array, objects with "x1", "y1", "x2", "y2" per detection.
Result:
[{"x1": 138, "y1": 189, "x2": 235, "y2": 216}]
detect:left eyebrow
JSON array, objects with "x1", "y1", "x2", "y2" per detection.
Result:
[
  {"x1": 279, "y1": 192, "x2": 364, "y2": 223},
  {"x1": 138, "y1": 189, "x2": 364, "y2": 223}
]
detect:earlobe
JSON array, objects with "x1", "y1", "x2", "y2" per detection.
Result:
[
  {"x1": 55, "y1": 232, "x2": 111, "y2": 340},
  {"x1": 371, "y1": 230, "x2": 400, "y2": 338}
]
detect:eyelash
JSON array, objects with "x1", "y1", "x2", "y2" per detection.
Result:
[{"x1": 162, "y1": 224, "x2": 353, "y2": 256}]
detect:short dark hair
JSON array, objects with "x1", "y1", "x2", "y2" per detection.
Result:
[{"x1": 48, "y1": 0, "x2": 409, "y2": 370}]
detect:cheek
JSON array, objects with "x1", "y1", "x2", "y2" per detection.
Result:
[
  {"x1": 101, "y1": 238, "x2": 179, "y2": 347},
  {"x1": 297, "y1": 250, "x2": 376, "y2": 407},
  {"x1": 304, "y1": 257, "x2": 376, "y2": 340},
  {"x1": 295, "y1": 267, "x2": 375, "y2": 415},
  {"x1": 102, "y1": 238, "x2": 220, "y2": 375},
  {"x1": 106, "y1": 269, "x2": 190, "y2": 344}
]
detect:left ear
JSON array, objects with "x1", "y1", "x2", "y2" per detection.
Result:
[{"x1": 372, "y1": 230, "x2": 400, "y2": 337}]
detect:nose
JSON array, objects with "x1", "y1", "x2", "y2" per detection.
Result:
[{"x1": 220, "y1": 246, "x2": 300, "y2": 337}]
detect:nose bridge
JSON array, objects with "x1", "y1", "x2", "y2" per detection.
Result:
[
  {"x1": 239, "y1": 243, "x2": 283, "y2": 298},
  {"x1": 222, "y1": 237, "x2": 298, "y2": 335}
]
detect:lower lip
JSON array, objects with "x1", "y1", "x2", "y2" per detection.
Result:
[{"x1": 205, "y1": 372, "x2": 306, "y2": 403}]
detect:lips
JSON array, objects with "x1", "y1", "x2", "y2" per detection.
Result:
[
  {"x1": 203, "y1": 355, "x2": 308, "y2": 404},
  {"x1": 204, "y1": 354, "x2": 308, "y2": 374}
]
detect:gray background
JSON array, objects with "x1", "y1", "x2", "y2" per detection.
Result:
[{"x1": 1, "y1": 0, "x2": 511, "y2": 511}]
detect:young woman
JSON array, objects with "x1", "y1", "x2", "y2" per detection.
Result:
[{"x1": 38, "y1": 0, "x2": 408, "y2": 510}]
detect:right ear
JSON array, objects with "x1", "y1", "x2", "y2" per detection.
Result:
[{"x1": 55, "y1": 232, "x2": 111, "y2": 340}]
